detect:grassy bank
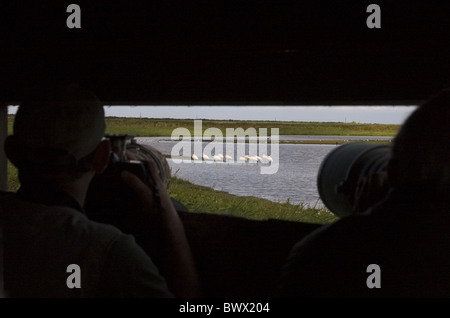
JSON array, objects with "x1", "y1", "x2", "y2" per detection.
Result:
[
  {"x1": 168, "y1": 177, "x2": 338, "y2": 224},
  {"x1": 6, "y1": 162, "x2": 337, "y2": 224},
  {"x1": 279, "y1": 139, "x2": 391, "y2": 145},
  {"x1": 7, "y1": 161, "x2": 19, "y2": 192}
]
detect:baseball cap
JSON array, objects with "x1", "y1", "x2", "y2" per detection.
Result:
[{"x1": 12, "y1": 84, "x2": 106, "y2": 162}]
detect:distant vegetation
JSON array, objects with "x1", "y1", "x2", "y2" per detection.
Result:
[
  {"x1": 102, "y1": 117, "x2": 399, "y2": 137},
  {"x1": 8, "y1": 115, "x2": 399, "y2": 137}
]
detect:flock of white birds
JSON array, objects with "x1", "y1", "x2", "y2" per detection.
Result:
[{"x1": 190, "y1": 153, "x2": 273, "y2": 164}]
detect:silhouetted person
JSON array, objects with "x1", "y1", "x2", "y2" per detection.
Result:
[
  {"x1": 278, "y1": 88, "x2": 450, "y2": 297},
  {"x1": 0, "y1": 220, "x2": 4, "y2": 298},
  {"x1": 0, "y1": 85, "x2": 200, "y2": 297}
]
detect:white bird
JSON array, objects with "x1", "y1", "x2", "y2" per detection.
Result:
[
  {"x1": 202, "y1": 154, "x2": 210, "y2": 160},
  {"x1": 213, "y1": 155, "x2": 222, "y2": 161},
  {"x1": 225, "y1": 154, "x2": 233, "y2": 160},
  {"x1": 262, "y1": 154, "x2": 273, "y2": 163},
  {"x1": 239, "y1": 156, "x2": 246, "y2": 161},
  {"x1": 191, "y1": 154, "x2": 199, "y2": 160}
]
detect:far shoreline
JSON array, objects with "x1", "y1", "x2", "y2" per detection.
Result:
[
  {"x1": 7, "y1": 115, "x2": 400, "y2": 138},
  {"x1": 135, "y1": 135, "x2": 393, "y2": 146}
]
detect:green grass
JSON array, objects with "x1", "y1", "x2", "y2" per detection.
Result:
[
  {"x1": 7, "y1": 161, "x2": 19, "y2": 192},
  {"x1": 102, "y1": 117, "x2": 399, "y2": 137},
  {"x1": 8, "y1": 115, "x2": 398, "y2": 137},
  {"x1": 168, "y1": 177, "x2": 338, "y2": 224},
  {"x1": 279, "y1": 139, "x2": 391, "y2": 145},
  {"x1": 6, "y1": 162, "x2": 338, "y2": 225}
]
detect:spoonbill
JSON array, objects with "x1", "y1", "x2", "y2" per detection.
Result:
[{"x1": 262, "y1": 154, "x2": 273, "y2": 162}]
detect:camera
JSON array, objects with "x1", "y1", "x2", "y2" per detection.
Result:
[
  {"x1": 84, "y1": 134, "x2": 183, "y2": 238},
  {"x1": 84, "y1": 134, "x2": 150, "y2": 223},
  {"x1": 317, "y1": 143, "x2": 391, "y2": 218},
  {"x1": 103, "y1": 134, "x2": 149, "y2": 183}
]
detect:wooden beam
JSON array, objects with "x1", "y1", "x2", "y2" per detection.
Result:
[{"x1": 1, "y1": 1, "x2": 449, "y2": 106}]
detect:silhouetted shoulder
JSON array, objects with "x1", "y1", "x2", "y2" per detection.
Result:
[
  {"x1": 2, "y1": 195, "x2": 172, "y2": 297},
  {"x1": 279, "y1": 197, "x2": 450, "y2": 298}
]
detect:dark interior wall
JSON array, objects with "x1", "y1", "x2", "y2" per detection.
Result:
[
  {"x1": 1, "y1": 1, "x2": 450, "y2": 105},
  {"x1": 178, "y1": 211, "x2": 322, "y2": 298}
]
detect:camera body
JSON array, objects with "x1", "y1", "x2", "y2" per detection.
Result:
[
  {"x1": 84, "y1": 134, "x2": 151, "y2": 227},
  {"x1": 84, "y1": 133, "x2": 188, "y2": 256},
  {"x1": 104, "y1": 134, "x2": 149, "y2": 183},
  {"x1": 317, "y1": 143, "x2": 391, "y2": 218}
]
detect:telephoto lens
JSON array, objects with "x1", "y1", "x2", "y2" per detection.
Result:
[{"x1": 317, "y1": 143, "x2": 391, "y2": 218}]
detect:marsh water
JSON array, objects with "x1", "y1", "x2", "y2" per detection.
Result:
[{"x1": 136, "y1": 136, "x2": 393, "y2": 207}]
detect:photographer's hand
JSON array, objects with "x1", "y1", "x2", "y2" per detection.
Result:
[{"x1": 120, "y1": 160, "x2": 201, "y2": 298}]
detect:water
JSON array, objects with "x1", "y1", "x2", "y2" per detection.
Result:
[{"x1": 135, "y1": 136, "x2": 392, "y2": 207}]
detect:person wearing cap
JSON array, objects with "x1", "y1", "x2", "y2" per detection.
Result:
[
  {"x1": 0, "y1": 85, "x2": 200, "y2": 297},
  {"x1": 277, "y1": 88, "x2": 450, "y2": 298}
]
